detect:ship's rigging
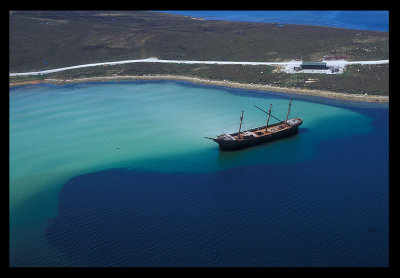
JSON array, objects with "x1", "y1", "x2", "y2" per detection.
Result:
[{"x1": 205, "y1": 100, "x2": 303, "y2": 151}]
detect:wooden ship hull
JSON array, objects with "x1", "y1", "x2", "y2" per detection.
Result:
[
  {"x1": 206, "y1": 100, "x2": 303, "y2": 151},
  {"x1": 212, "y1": 118, "x2": 303, "y2": 151}
]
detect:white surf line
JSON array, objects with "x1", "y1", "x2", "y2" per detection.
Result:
[{"x1": 9, "y1": 57, "x2": 389, "y2": 76}]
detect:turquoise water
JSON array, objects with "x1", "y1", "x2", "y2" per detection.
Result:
[
  {"x1": 9, "y1": 82, "x2": 373, "y2": 204},
  {"x1": 9, "y1": 81, "x2": 388, "y2": 266}
]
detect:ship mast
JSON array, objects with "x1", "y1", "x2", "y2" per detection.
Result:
[
  {"x1": 238, "y1": 110, "x2": 244, "y2": 139},
  {"x1": 266, "y1": 104, "x2": 272, "y2": 130},
  {"x1": 285, "y1": 100, "x2": 292, "y2": 125}
]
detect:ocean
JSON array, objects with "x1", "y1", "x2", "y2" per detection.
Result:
[
  {"x1": 9, "y1": 81, "x2": 388, "y2": 266},
  {"x1": 155, "y1": 10, "x2": 389, "y2": 32}
]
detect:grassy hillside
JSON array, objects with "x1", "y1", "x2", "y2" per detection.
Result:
[
  {"x1": 10, "y1": 11, "x2": 388, "y2": 71},
  {"x1": 9, "y1": 11, "x2": 389, "y2": 96}
]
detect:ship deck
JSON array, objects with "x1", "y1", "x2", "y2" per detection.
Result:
[{"x1": 232, "y1": 122, "x2": 290, "y2": 140}]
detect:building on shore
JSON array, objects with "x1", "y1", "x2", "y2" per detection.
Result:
[
  {"x1": 301, "y1": 62, "x2": 329, "y2": 70},
  {"x1": 290, "y1": 61, "x2": 343, "y2": 74}
]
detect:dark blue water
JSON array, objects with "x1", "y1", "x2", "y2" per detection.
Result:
[
  {"x1": 10, "y1": 82, "x2": 389, "y2": 267},
  {"x1": 156, "y1": 11, "x2": 389, "y2": 32},
  {"x1": 44, "y1": 105, "x2": 388, "y2": 267}
]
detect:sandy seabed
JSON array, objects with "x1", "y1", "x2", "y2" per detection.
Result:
[{"x1": 9, "y1": 74, "x2": 389, "y2": 103}]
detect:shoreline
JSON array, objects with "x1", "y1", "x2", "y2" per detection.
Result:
[{"x1": 9, "y1": 74, "x2": 389, "y2": 103}]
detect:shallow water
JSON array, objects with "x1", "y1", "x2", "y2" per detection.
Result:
[{"x1": 9, "y1": 81, "x2": 388, "y2": 266}]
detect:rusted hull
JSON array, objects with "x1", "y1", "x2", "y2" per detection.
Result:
[{"x1": 214, "y1": 120, "x2": 302, "y2": 151}]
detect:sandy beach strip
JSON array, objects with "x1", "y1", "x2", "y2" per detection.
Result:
[{"x1": 9, "y1": 74, "x2": 388, "y2": 103}]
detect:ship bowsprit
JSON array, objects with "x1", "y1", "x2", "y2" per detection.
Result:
[{"x1": 206, "y1": 100, "x2": 303, "y2": 151}]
